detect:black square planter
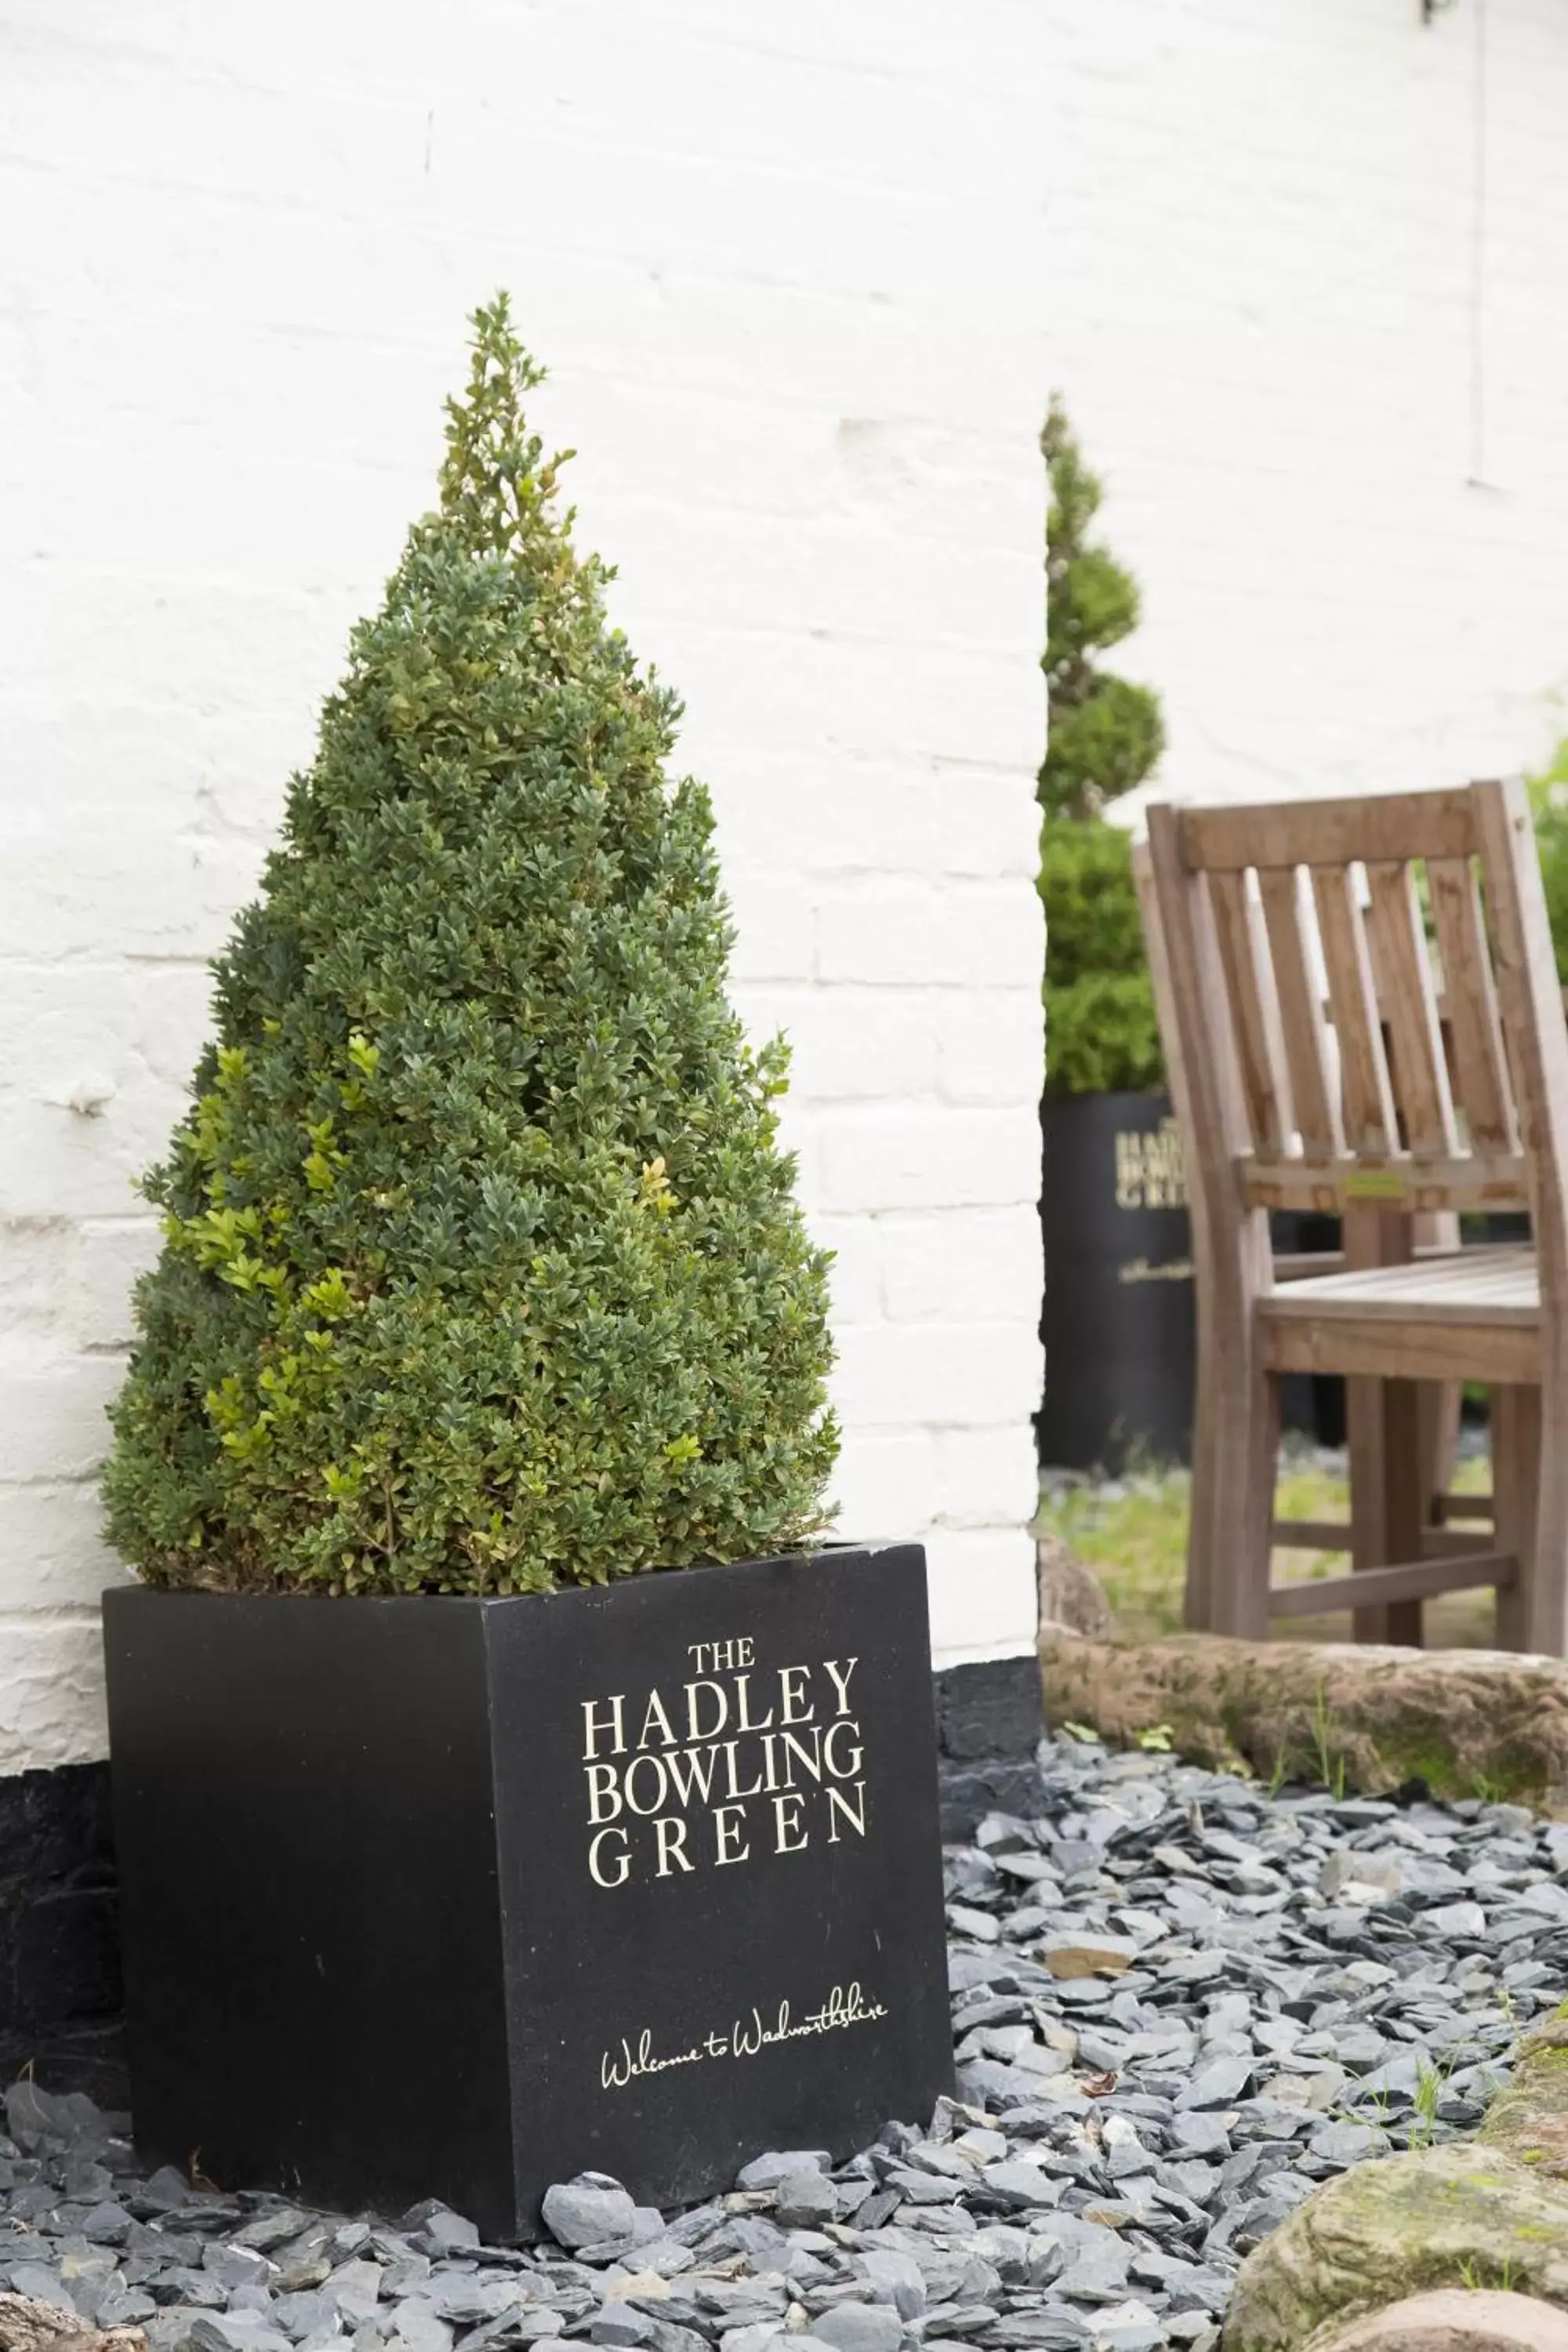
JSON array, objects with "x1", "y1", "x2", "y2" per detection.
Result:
[{"x1": 102, "y1": 1544, "x2": 953, "y2": 2240}]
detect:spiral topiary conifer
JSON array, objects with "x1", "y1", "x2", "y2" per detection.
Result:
[
  {"x1": 1038, "y1": 396, "x2": 1166, "y2": 1095},
  {"x1": 103, "y1": 296, "x2": 839, "y2": 1595},
  {"x1": 1039, "y1": 396, "x2": 1163, "y2": 826}
]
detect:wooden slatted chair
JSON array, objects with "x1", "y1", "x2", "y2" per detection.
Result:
[{"x1": 1133, "y1": 778, "x2": 1568, "y2": 1654}]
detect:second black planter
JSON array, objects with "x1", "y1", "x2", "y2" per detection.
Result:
[
  {"x1": 103, "y1": 1545, "x2": 953, "y2": 2241},
  {"x1": 1037, "y1": 1088, "x2": 1195, "y2": 1470}
]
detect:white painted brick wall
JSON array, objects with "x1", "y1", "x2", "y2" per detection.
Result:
[
  {"x1": 0, "y1": 0, "x2": 1051, "y2": 1769},
  {"x1": 1042, "y1": 0, "x2": 1568, "y2": 820}
]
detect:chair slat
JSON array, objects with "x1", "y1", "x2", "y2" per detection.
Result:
[
  {"x1": 1363, "y1": 859, "x2": 1456, "y2": 1157},
  {"x1": 1259, "y1": 1243, "x2": 1537, "y2": 1319},
  {"x1": 1263, "y1": 1312, "x2": 1541, "y2": 1386},
  {"x1": 1241, "y1": 1149, "x2": 1529, "y2": 1214},
  {"x1": 1182, "y1": 788, "x2": 1479, "y2": 873},
  {"x1": 1256, "y1": 866, "x2": 1341, "y2": 1158},
  {"x1": 1427, "y1": 855, "x2": 1518, "y2": 1152},
  {"x1": 1207, "y1": 869, "x2": 1290, "y2": 1153},
  {"x1": 1311, "y1": 865, "x2": 1397, "y2": 1154},
  {"x1": 1269, "y1": 1551, "x2": 1513, "y2": 1619}
]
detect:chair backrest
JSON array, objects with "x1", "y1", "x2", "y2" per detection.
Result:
[{"x1": 1136, "y1": 780, "x2": 1568, "y2": 1240}]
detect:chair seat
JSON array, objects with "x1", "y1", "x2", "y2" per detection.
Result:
[
  {"x1": 1259, "y1": 1247, "x2": 1541, "y2": 1384},
  {"x1": 1264, "y1": 1244, "x2": 1539, "y2": 1324}
]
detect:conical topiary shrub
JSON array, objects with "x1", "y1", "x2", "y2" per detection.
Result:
[{"x1": 103, "y1": 296, "x2": 838, "y2": 1596}]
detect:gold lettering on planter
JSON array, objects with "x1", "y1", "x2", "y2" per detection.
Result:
[
  {"x1": 599, "y1": 1981, "x2": 888, "y2": 2089},
  {"x1": 587, "y1": 1827, "x2": 631, "y2": 1886},
  {"x1": 581, "y1": 1694, "x2": 627, "y2": 1759},
  {"x1": 1114, "y1": 1119, "x2": 1189, "y2": 1211},
  {"x1": 1116, "y1": 1255, "x2": 1195, "y2": 1286},
  {"x1": 713, "y1": 1802, "x2": 750, "y2": 1865},
  {"x1": 580, "y1": 1648, "x2": 866, "y2": 1883}
]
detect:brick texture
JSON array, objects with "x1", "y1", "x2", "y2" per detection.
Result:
[{"x1": 0, "y1": 0, "x2": 1051, "y2": 1767}]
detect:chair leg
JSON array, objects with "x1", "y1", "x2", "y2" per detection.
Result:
[
  {"x1": 1189, "y1": 1354, "x2": 1277, "y2": 1642},
  {"x1": 1343, "y1": 1207, "x2": 1423, "y2": 1646},
  {"x1": 1530, "y1": 1387, "x2": 1568, "y2": 1657},
  {"x1": 1347, "y1": 1374, "x2": 1425, "y2": 1646},
  {"x1": 1496, "y1": 1375, "x2": 1568, "y2": 1657},
  {"x1": 1413, "y1": 1214, "x2": 1461, "y2": 1526},
  {"x1": 1418, "y1": 1380, "x2": 1461, "y2": 1526},
  {"x1": 1185, "y1": 1344, "x2": 1221, "y2": 1635},
  {"x1": 1491, "y1": 1384, "x2": 1539, "y2": 1653}
]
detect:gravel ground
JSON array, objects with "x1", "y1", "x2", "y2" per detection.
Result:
[{"x1": 5, "y1": 1735, "x2": 1565, "y2": 2352}]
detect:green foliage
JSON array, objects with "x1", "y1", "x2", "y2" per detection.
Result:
[
  {"x1": 1040, "y1": 397, "x2": 1165, "y2": 822},
  {"x1": 1039, "y1": 815, "x2": 1148, "y2": 975},
  {"x1": 1528, "y1": 742, "x2": 1568, "y2": 984},
  {"x1": 103, "y1": 296, "x2": 839, "y2": 1597},
  {"x1": 1045, "y1": 676, "x2": 1166, "y2": 819},
  {"x1": 1040, "y1": 817, "x2": 1163, "y2": 1096},
  {"x1": 1046, "y1": 974, "x2": 1163, "y2": 1098},
  {"x1": 1037, "y1": 401, "x2": 1166, "y2": 1096}
]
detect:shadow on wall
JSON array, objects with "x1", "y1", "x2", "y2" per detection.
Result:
[{"x1": 0, "y1": 1765, "x2": 124, "y2": 2104}]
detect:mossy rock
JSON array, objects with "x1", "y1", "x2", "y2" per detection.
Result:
[
  {"x1": 1041, "y1": 1625, "x2": 1568, "y2": 1812},
  {"x1": 1311, "y1": 2288, "x2": 1568, "y2": 2352},
  {"x1": 1480, "y1": 2008, "x2": 1568, "y2": 2180},
  {"x1": 1224, "y1": 2148, "x2": 1568, "y2": 2352},
  {"x1": 1037, "y1": 1536, "x2": 1120, "y2": 1641}
]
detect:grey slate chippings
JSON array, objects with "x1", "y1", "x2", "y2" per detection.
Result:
[{"x1": 3, "y1": 1735, "x2": 1563, "y2": 2352}]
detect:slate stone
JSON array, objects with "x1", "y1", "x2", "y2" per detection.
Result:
[
  {"x1": 773, "y1": 2173, "x2": 837, "y2": 2230},
  {"x1": 234, "y1": 2211, "x2": 312, "y2": 2254},
  {"x1": 380, "y1": 2258, "x2": 433, "y2": 2300},
  {"x1": 717, "y1": 2328, "x2": 782, "y2": 2352},
  {"x1": 735, "y1": 2153, "x2": 830, "y2": 2191},
  {"x1": 189, "y1": 2316, "x2": 296, "y2": 2352},
  {"x1": 425, "y1": 2279, "x2": 524, "y2": 2326},
  {"x1": 274, "y1": 2291, "x2": 340, "y2": 2338},
  {"x1": 205, "y1": 2244, "x2": 276, "y2": 2292},
  {"x1": 322, "y1": 2261, "x2": 384, "y2": 2323},
  {"x1": 97, "y1": 2285, "x2": 160, "y2": 2327},
  {"x1": 1165, "y1": 2113, "x2": 1232, "y2": 2159},
  {"x1": 11, "y1": 2263, "x2": 74, "y2": 2308},
  {"x1": 644, "y1": 2321, "x2": 715, "y2": 2352},
  {"x1": 1176, "y1": 2057, "x2": 1254, "y2": 2111},
  {"x1": 591, "y1": 2313, "x2": 657, "y2": 2348},
  {"x1": 855, "y1": 2252, "x2": 924, "y2": 2319},
  {"x1": 851, "y1": 2191, "x2": 901, "y2": 2234},
  {"x1": 277, "y1": 2261, "x2": 335, "y2": 2296},
  {"x1": 423, "y1": 2213, "x2": 481, "y2": 2256},
  {"x1": 977, "y1": 2164, "x2": 1059, "y2": 2213},
  {"x1": 133, "y1": 2166, "x2": 201, "y2": 2217},
  {"x1": 74, "y1": 2199, "x2": 133, "y2": 2245},
  {"x1": 1053, "y1": 2241, "x2": 1134, "y2": 2307},
  {"x1": 1087, "y1": 2302, "x2": 1163, "y2": 2352},
  {"x1": 886, "y1": 2169, "x2": 961, "y2": 2206},
  {"x1": 541, "y1": 2181, "x2": 638, "y2": 2253},
  {"x1": 392, "y1": 2301, "x2": 456, "y2": 2352},
  {"x1": 810, "y1": 2307, "x2": 902, "y2": 2352},
  {"x1": 5, "y1": 2083, "x2": 64, "y2": 2154},
  {"x1": 1308, "y1": 2121, "x2": 1385, "y2": 2166},
  {"x1": 976, "y1": 2318, "x2": 1090, "y2": 2350},
  {"x1": 1422, "y1": 1900, "x2": 1487, "y2": 1939}
]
